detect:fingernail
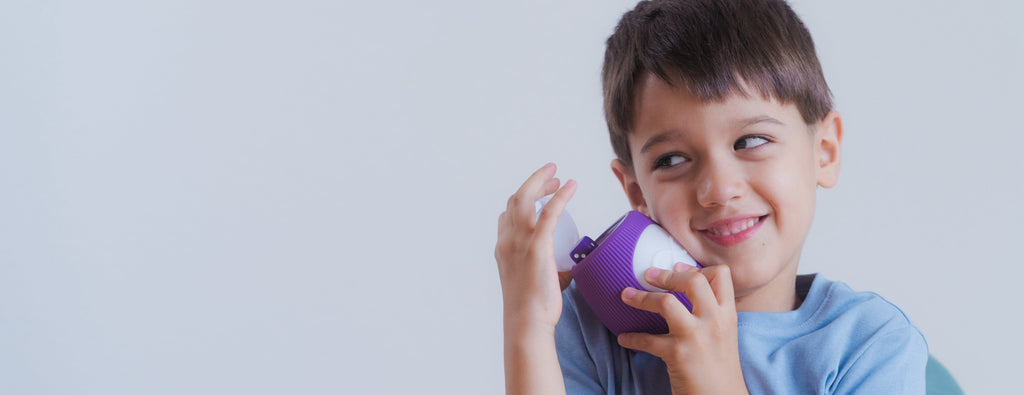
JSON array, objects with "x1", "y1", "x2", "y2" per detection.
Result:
[
  {"x1": 645, "y1": 267, "x2": 662, "y2": 281},
  {"x1": 675, "y1": 263, "x2": 696, "y2": 272},
  {"x1": 622, "y1": 287, "x2": 637, "y2": 300}
]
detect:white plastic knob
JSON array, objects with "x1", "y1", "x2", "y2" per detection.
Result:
[
  {"x1": 632, "y1": 225, "x2": 699, "y2": 292},
  {"x1": 534, "y1": 195, "x2": 581, "y2": 271}
]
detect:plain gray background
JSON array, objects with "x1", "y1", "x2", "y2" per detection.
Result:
[{"x1": 2, "y1": 0, "x2": 1021, "y2": 393}]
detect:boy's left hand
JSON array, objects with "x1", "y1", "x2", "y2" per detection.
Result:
[{"x1": 617, "y1": 264, "x2": 749, "y2": 395}]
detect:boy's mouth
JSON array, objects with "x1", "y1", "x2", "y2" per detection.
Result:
[{"x1": 700, "y1": 215, "x2": 767, "y2": 246}]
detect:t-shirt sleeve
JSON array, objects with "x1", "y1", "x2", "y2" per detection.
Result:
[
  {"x1": 831, "y1": 326, "x2": 929, "y2": 394},
  {"x1": 554, "y1": 285, "x2": 604, "y2": 394}
]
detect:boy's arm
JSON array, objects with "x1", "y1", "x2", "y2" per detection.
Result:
[
  {"x1": 503, "y1": 320, "x2": 565, "y2": 394},
  {"x1": 495, "y1": 163, "x2": 576, "y2": 394},
  {"x1": 832, "y1": 327, "x2": 928, "y2": 394}
]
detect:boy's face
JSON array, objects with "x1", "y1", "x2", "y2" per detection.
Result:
[{"x1": 612, "y1": 74, "x2": 842, "y2": 312}]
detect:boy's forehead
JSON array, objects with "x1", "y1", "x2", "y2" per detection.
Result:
[{"x1": 633, "y1": 73, "x2": 803, "y2": 133}]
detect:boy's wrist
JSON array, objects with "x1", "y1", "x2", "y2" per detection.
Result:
[
  {"x1": 503, "y1": 310, "x2": 559, "y2": 338},
  {"x1": 667, "y1": 360, "x2": 748, "y2": 395},
  {"x1": 502, "y1": 295, "x2": 562, "y2": 330}
]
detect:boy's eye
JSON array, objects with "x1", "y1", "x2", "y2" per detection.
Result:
[
  {"x1": 654, "y1": 154, "x2": 688, "y2": 169},
  {"x1": 734, "y1": 135, "x2": 771, "y2": 150}
]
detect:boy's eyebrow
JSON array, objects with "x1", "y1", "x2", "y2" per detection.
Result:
[
  {"x1": 639, "y1": 115, "x2": 786, "y2": 155},
  {"x1": 639, "y1": 131, "x2": 676, "y2": 155},
  {"x1": 737, "y1": 115, "x2": 786, "y2": 128}
]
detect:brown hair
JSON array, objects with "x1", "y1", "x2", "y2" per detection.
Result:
[{"x1": 603, "y1": 0, "x2": 833, "y2": 169}]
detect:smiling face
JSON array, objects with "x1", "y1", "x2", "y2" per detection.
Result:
[{"x1": 612, "y1": 73, "x2": 842, "y2": 312}]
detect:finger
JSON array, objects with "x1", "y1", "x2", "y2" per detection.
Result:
[
  {"x1": 616, "y1": 332, "x2": 675, "y2": 357},
  {"x1": 645, "y1": 267, "x2": 718, "y2": 317},
  {"x1": 700, "y1": 264, "x2": 736, "y2": 307},
  {"x1": 495, "y1": 211, "x2": 513, "y2": 260},
  {"x1": 507, "y1": 163, "x2": 557, "y2": 219},
  {"x1": 620, "y1": 286, "x2": 695, "y2": 330},
  {"x1": 514, "y1": 177, "x2": 561, "y2": 228},
  {"x1": 534, "y1": 180, "x2": 577, "y2": 237},
  {"x1": 541, "y1": 177, "x2": 561, "y2": 197}
]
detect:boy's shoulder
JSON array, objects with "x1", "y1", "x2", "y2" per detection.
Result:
[
  {"x1": 738, "y1": 274, "x2": 922, "y2": 339},
  {"x1": 738, "y1": 274, "x2": 928, "y2": 393},
  {"x1": 803, "y1": 274, "x2": 920, "y2": 333}
]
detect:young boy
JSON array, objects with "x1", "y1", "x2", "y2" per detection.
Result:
[{"x1": 495, "y1": 0, "x2": 928, "y2": 393}]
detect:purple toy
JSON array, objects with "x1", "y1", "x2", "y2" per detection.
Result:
[{"x1": 535, "y1": 197, "x2": 700, "y2": 335}]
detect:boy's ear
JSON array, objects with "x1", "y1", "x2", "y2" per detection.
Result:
[
  {"x1": 611, "y1": 159, "x2": 649, "y2": 215},
  {"x1": 815, "y1": 110, "x2": 843, "y2": 188}
]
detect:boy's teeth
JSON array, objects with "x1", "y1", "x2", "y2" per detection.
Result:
[{"x1": 709, "y1": 217, "x2": 759, "y2": 236}]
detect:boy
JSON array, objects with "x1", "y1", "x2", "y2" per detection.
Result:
[{"x1": 495, "y1": 0, "x2": 927, "y2": 393}]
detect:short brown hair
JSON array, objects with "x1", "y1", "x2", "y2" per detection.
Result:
[{"x1": 603, "y1": 0, "x2": 833, "y2": 169}]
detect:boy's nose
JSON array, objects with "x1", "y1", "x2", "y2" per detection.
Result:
[{"x1": 695, "y1": 161, "x2": 745, "y2": 207}]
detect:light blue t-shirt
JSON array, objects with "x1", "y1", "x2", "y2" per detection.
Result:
[{"x1": 554, "y1": 274, "x2": 928, "y2": 394}]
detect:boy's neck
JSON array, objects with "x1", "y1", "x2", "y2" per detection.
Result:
[
  {"x1": 734, "y1": 270, "x2": 802, "y2": 313},
  {"x1": 735, "y1": 290, "x2": 797, "y2": 313}
]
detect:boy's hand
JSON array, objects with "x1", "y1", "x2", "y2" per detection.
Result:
[
  {"x1": 617, "y1": 264, "x2": 749, "y2": 395},
  {"x1": 495, "y1": 163, "x2": 575, "y2": 394},
  {"x1": 495, "y1": 163, "x2": 577, "y2": 331}
]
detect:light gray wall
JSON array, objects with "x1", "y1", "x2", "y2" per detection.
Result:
[{"x1": 2, "y1": 0, "x2": 1020, "y2": 393}]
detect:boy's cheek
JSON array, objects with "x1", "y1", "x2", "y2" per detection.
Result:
[{"x1": 657, "y1": 217, "x2": 704, "y2": 259}]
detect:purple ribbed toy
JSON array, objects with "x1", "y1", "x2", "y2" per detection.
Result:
[{"x1": 568, "y1": 211, "x2": 700, "y2": 336}]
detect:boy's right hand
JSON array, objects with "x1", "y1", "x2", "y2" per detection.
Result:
[
  {"x1": 495, "y1": 163, "x2": 577, "y2": 332},
  {"x1": 617, "y1": 264, "x2": 749, "y2": 395}
]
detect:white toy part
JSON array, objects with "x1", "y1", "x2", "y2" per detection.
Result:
[
  {"x1": 534, "y1": 195, "x2": 581, "y2": 271},
  {"x1": 632, "y1": 225, "x2": 699, "y2": 292}
]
